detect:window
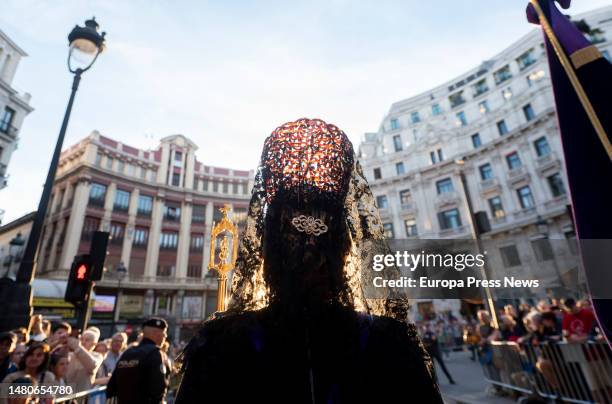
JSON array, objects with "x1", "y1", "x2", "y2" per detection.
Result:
[
  {"x1": 390, "y1": 118, "x2": 399, "y2": 130},
  {"x1": 399, "y1": 189, "x2": 412, "y2": 205},
  {"x1": 232, "y1": 182, "x2": 238, "y2": 194},
  {"x1": 126, "y1": 164, "x2": 135, "y2": 176},
  {"x1": 188, "y1": 265, "x2": 202, "y2": 278},
  {"x1": 373, "y1": 168, "x2": 382, "y2": 180},
  {"x1": 497, "y1": 120, "x2": 509, "y2": 135},
  {"x1": 137, "y1": 195, "x2": 153, "y2": 216},
  {"x1": 494, "y1": 65, "x2": 512, "y2": 84},
  {"x1": 410, "y1": 111, "x2": 421, "y2": 123},
  {"x1": 157, "y1": 266, "x2": 173, "y2": 277},
  {"x1": 81, "y1": 216, "x2": 100, "y2": 240},
  {"x1": 192, "y1": 204, "x2": 206, "y2": 223},
  {"x1": 172, "y1": 173, "x2": 181, "y2": 187},
  {"x1": 430, "y1": 148, "x2": 443, "y2": 164},
  {"x1": 431, "y1": 103, "x2": 442, "y2": 116},
  {"x1": 471, "y1": 133, "x2": 482, "y2": 148},
  {"x1": 160, "y1": 232, "x2": 179, "y2": 249},
  {"x1": 174, "y1": 151, "x2": 183, "y2": 162},
  {"x1": 376, "y1": 195, "x2": 388, "y2": 209},
  {"x1": 164, "y1": 203, "x2": 181, "y2": 221},
  {"x1": 133, "y1": 227, "x2": 149, "y2": 247},
  {"x1": 523, "y1": 103, "x2": 535, "y2": 121},
  {"x1": 473, "y1": 79, "x2": 489, "y2": 96},
  {"x1": 449, "y1": 91, "x2": 466, "y2": 108},
  {"x1": 436, "y1": 178, "x2": 454, "y2": 194},
  {"x1": 149, "y1": 170, "x2": 157, "y2": 182},
  {"x1": 502, "y1": 87, "x2": 513, "y2": 100},
  {"x1": 456, "y1": 111, "x2": 468, "y2": 126},
  {"x1": 242, "y1": 183, "x2": 248, "y2": 194},
  {"x1": 534, "y1": 137, "x2": 550, "y2": 157},
  {"x1": 95, "y1": 153, "x2": 103, "y2": 166},
  {"x1": 405, "y1": 219, "x2": 418, "y2": 237},
  {"x1": 500, "y1": 245, "x2": 521, "y2": 267},
  {"x1": 517, "y1": 186, "x2": 535, "y2": 209},
  {"x1": 547, "y1": 173, "x2": 566, "y2": 197},
  {"x1": 393, "y1": 135, "x2": 403, "y2": 151},
  {"x1": 222, "y1": 182, "x2": 229, "y2": 193},
  {"x1": 506, "y1": 152, "x2": 522, "y2": 169},
  {"x1": 140, "y1": 167, "x2": 147, "y2": 179},
  {"x1": 395, "y1": 162, "x2": 405, "y2": 175},
  {"x1": 517, "y1": 48, "x2": 536, "y2": 70},
  {"x1": 89, "y1": 183, "x2": 106, "y2": 207},
  {"x1": 479, "y1": 163, "x2": 493, "y2": 180},
  {"x1": 190, "y1": 234, "x2": 204, "y2": 252},
  {"x1": 203, "y1": 179, "x2": 209, "y2": 191},
  {"x1": 430, "y1": 151, "x2": 437, "y2": 165},
  {"x1": 0, "y1": 107, "x2": 15, "y2": 133},
  {"x1": 438, "y1": 209, "x2": 462, "y2": 230},
  {"x1": 117, "y1": 160, "x2": 125, "y2": 174},
  {"x1": 383, "y1": 223, "x2": 394, "y2": 238},
  {"x1": 212, "y1": 181, "x2": 219, "y2": 192},
  {"x1": 109, "y1": 222, "x2": 125, "y2": 245},
  {"x1": 532, "y1": 238, "x2": 554, "y2": 262},
  {"x1": 488, "y1": 196, "x2": 505, "y2": 219},
  {"x1": 106, "y1": 157, "x2": 114, "y2": 170},
  {"x1": 114, "y1": 189, "x2": 130, "y2": 212},
  {"x1": 478, "y1": 100, "x2": 490, "y2": 114}
]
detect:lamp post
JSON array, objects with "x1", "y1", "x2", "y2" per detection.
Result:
[
  {"x1": 2, "y1": 233, "x2": 25, "y2": 279},
  {"x1": 535, "y1": 215, "x2": 565, "y2": 294},
  {"x1": 0, "y1": 18, "x2": 106, "y2": 331},
  {"x1": 112, "y1": 262, "x2": 127, "y2": 333},
  {"x1": 455, "y1": 159, "x2": 499, "y2": 329}
]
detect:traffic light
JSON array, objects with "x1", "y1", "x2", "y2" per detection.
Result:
[{"x1": 65, "y1": 254, "x2": 92, "y2": 304}]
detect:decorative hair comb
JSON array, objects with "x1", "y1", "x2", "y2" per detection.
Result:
[{"x1": 291, "y1": 215, "x2": 328, "y2": 236}]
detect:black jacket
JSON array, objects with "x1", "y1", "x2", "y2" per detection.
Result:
[{"x1": 107, "y1": 338, "x2": 168, "y2": 404}]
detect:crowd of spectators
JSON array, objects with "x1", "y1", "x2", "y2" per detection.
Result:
[{"x1": 0, "y1": 314, "x2": 183, "y2": 403}]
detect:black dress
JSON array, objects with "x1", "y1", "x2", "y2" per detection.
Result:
[{"x1": 176, "y1": 303, "x2": 443, "y2": 404}]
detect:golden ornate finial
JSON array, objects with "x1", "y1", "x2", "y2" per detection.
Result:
[{"x1": 208, "y1": 205, "x2": 239, "y2": 312}]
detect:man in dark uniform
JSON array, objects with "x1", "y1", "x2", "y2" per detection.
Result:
[
  {"x1": 421, "y1": 324, "x2": 456, "y2": 385},
  {"x1": 107, "y1": 317, "x2": 169, "y2": 404}
]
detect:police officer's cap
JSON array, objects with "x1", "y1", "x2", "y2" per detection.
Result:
[{"x1": 143, "y1": 317, "x2": 168, "y2": 330}]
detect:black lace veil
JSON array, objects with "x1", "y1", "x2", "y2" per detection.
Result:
[{"x1": 227, "y1": 118, "x2": 409, "y2": 320}]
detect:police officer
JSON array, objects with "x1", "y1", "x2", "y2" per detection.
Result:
[{"x1": 107, "y1": 318, "x2": 170, "y2": 404}]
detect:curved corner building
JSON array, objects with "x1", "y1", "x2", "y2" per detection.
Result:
[{"x1": 358, "y1": 6, "x2": 612, "y2": 317}]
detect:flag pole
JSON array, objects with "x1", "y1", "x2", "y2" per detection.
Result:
[{"x1": 529, "y1": 0, "x2": 612, "y2": 160}]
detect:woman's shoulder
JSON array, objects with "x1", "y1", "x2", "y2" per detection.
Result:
[
  {"x1": 1, "y1": 370, "x2": 25, "y2": 384},
  {"x1": 41, "y1": 371, "x2": 56, "y2": 383}
]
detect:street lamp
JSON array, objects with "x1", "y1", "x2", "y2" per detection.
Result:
[
  {"x1": 112, "y1": 262, "x2": 128, "y2": 333},
  {"x1": 0, "y1": 18, "x2": 107, "y2": 331},
  {"x1": 2, "y1": 233, "x2": 25, "y2": 279},
  {"x1": 454, "y1": 159, "x2": 499, "y2": 329}
]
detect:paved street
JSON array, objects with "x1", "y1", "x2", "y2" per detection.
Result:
[{"x1": 437, "y1": 350, "x2": 515, "y2": 404}]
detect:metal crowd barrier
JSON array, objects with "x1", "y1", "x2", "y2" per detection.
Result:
[
  {"x1": 54, "y1": 385, "x2": 107, "y2": 403},
  {"x1": 481, "y1": 341, "x2": 612, "y2": 404}
]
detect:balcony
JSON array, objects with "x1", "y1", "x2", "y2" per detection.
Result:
[
  {"x1": 0, "y1": 124, "x2": 19, "y2": 139},
  {"x1": 506, "y1": 166, "x2": 530, "y2": 185},
  {"x1": 435, "y1": 191, "x2": 460, "y2": 209},
  {"x1": 479, "y1": 178, "x2": 500, "y2": 193},
  {"x1": 400, "y1": 202, "x2": 417, "y2": 214},
  {"x1": 513, "y1": 207, "x2": 537, "y2": 220},
  {"x1": 439, "y1": 225, "x2": 469, "y2": 237},
  {"x1": 535, "y1": 152, "x2": 560, "y2": 173},
  {"x1": 88, "y1": 197, "x2": 105, "y2": 208}
]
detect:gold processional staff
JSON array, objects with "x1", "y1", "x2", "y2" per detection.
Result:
[{"x1": 208, "y1": 205, "x2": 238, "y2": 312}]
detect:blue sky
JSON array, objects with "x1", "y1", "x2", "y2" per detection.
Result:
[{"x1": 0, "y1": 0, "x2": 609, "y2": 222}]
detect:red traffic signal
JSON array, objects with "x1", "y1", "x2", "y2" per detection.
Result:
[{"x1": 65, "y1": 254, "x2": 92, "y2": 304}]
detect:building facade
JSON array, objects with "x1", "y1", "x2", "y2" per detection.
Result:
[
  {"x1": 358, "y1": 6, "x2": 611, "y2": 320},
  {"x1": 0, "y1": 29, "x2": 34, "y2": 216},
  {"x1": 37, "y1": 131, "x2": 253, "y2": 340}
]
